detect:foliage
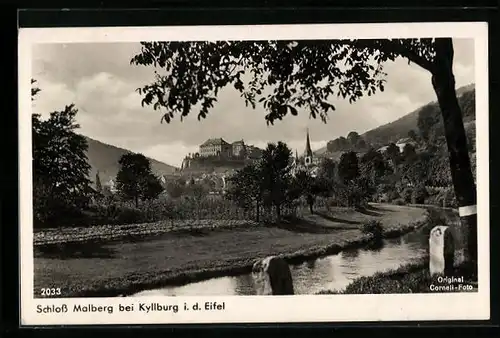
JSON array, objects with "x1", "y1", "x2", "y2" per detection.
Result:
[
  {"x1": 130, "y1": 39, "x2": 449, "y2": 126},
  {"x1": 384, "y1": 143, "x2": 401, "y2": 168},
  {"x1": 289, "y1": 170, "x2": 329, "y2": 213},
  {"x1": 411, "y1": 183, "x2": 429, "y2": 204},
  {"x1": 259, "y1": 142, "x2": 294, "y2": 220},
  {"x1": 327, "y1": 136, "x2": 349, "y2": 153},
  {"x1": 226, "y1": 163, "x2": 264, "y2": 220},
  {"x1": 393, "y1": 198, "x2": 406, "y2": 206},
  {"x1": 116, "y1": 152, "x2": 164, "y2": 207},
  {"x1": 362, "y1": 220, "x2": 384, "y2": 239},
  {"x1": 95, "y1": 171, "x2": 102, "y2": 194},
  {"x1": 337, "y1": 151, "x2": 360, "y2": 184},
  {"x1": 32, "y1": 104, "x2": 94, "y2": 227},
  {"x1": 165, "y1": 181, "x2": 185, "y2": 198},
  {"x1": 360, "y1": 148, "x2": 389, "y2": 187},
  {"x1": 31, "y1": 79, "x2": 41, "y2": 100}
]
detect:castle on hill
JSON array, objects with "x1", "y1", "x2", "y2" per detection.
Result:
[{"x1": 180, "y1": 138, "x2": 263, "y2": 171}]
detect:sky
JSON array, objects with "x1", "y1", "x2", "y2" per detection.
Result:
[{"x1": 31, "y1": 39, "x2": 475, "y2": 168}]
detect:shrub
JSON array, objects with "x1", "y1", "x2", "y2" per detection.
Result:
[
  {"x1": 115, "y1": 206, "x2": 144, "y2": 224},
  {"x1": 411, "y1": 184, "x2": 429, "y2": 204},
  {"x1": 400, "y1": 187, "x2": 413, "y2": 203},
  {"x1": 386, "y1": 189, "x2": 400, "y2": 202},
  {"x1": 393, "y1": 198, "x2": 406, "y2": 206},
  {"x1": 362, "y1": 220, "x2": 384, "y2": 239},
  {"x1": 421, "y1": 207, "x2": 448, "y2": 237}
]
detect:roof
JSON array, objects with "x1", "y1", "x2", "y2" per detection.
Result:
[
  {"x1": 200, "y1": 138, "x2": 230, "y2": 147},
  {"x1": 232, "y1": 140, "x2": 245, "y2": 145},
  {"x1": 396, "y1": 137, "x2": 412, "y2": 144}
]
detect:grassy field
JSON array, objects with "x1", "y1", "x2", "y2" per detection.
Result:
[{"x1": 34, "y1": 203, "x2": 428, "y2": 297}]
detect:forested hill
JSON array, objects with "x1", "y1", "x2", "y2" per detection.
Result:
[
  {"x1": 361, "y1": 83, "x2": 475, "y2": 146},
  {"x1": 84, "y1": 136, "x2": 178, "y2": 184},
  {"x1": 314, "y1": 83, "x2": 475, "y2": 154}
]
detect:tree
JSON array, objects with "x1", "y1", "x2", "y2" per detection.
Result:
[
  {"x1": 338, "y1": 151, "x2": 359, "y2": 184},
  {"x1": 131, "y1": 38, "x2": 477, "y2": 263},
  {"x1": 401, "y1": 143, "x2": 417, "y2": 163},
  {"x1": 355, "y1": 138, "x2": 368, "y2": 150},
  {"x1": 317, "y1": 158, "x2": 337, "y2": 183},
  {"x1": 400, "y1": 152, "x2": 432, "y2": 186},
  {"x1": 347, "y1": 131, "x2": 361, "y2": 149},
  {"x1": 291, "y1": 170, "x2": 328, "y2": 213},
  {"x1": 95, "y1": 171, "x2": 102, "y2": 193},
  {"x1": 142, "y1": 174, "x2": 164, "y2": 201},
  {"x1": 360, "y1": 148, "x2": 389, "y2": 187},
  {"x1": 260, "y1": 141, "x2": 293, "y2": 221},
  {"x1": 31, "y1": 79, "x2": 41, "y2": 100},
  {"x1": 116, "y1": 152, "x2": 163, "y2": 207},
  {"x1": 166, "y1": 181, "x2": 185, "y2": 198},
  {"x1": 385, "y1": 142, "x2": 401, "y2": 169},
  {"x1": 407, "y1": 129, "x2": 419, "y2": 143},
  {"x1": 226, "y1": 163, "x2": 264, "y2": 221},
  {"x1": 32, "y1": 104, "x2": 94, "y2": 226}
]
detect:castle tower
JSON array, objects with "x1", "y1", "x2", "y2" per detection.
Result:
[{"x1": 304, "y1": 128, "x2": 313, "y2": 167}]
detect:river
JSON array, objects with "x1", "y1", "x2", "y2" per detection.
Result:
[{"x1": 132, "y1": 228, "x2": 430, "y2": 296}]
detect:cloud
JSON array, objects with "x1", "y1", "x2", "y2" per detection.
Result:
[
  {"x1": 31, "y1": 80, "x2": 77, "y2": 117},
  {"x1": 31, "y1": 39, "x2": 475, "y2": 166}
]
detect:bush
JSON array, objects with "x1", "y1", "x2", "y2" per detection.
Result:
[
  {"x1": 393, "y1": 198, "x2": 406, "y2": 206},
  {"x1": 386, "y1": 189, "x2": 400, "y2": 203},
  {"x1": 400, "y1": 187, "x2": 413, "y2": 203},
  {"x1": 411, "y1": 184, "x2": 429, "y2": 204},
  {"x1": 362, "y1": 220, "x2": 384, "y2": 239},
  {"x1": 422, "y1": 207, "x2": 448, "y2": 237},
  {"x1": 115, "y1": 206, "x2": 144, "y2": 224}
]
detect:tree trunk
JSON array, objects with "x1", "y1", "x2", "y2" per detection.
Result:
[
  {"x1": 255, "y1": 199, "x2": 260, "y2": 222},
  {"x1": 275, "y1": 204, "x2": 281, "y2": 222},
  {"x1": 134, "y1": 195, "x2": 139, "y2": 208},
  {"x1": 432, "y1": 38, "x2": 477, "y2": 267},
  {"x1": 307, "y1": 195, "x2": 314, "y2": 214}
]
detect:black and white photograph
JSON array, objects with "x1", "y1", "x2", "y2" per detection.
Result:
[{"x1": 19, "y1": 22, "x2": 490, "y2": 324}]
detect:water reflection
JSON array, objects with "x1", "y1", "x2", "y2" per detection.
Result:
[{"x1": 132, "y1": 230, "x2": 428, "y2": 297}]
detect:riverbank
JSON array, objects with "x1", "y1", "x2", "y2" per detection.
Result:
[
  {"x1": 317, "y1": 259, "x2": 478, "y2": 294},
  {"x1": 34, "y1": 203, "x2": 428, "y2": 298}
]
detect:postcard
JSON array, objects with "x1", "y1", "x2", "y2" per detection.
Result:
[{"x1": 19, "y1": 21, "x2": 490, "y2": 325}]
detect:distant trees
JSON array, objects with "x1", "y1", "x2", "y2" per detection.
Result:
[
  {"x1": 95, "y1": 171, "x2": 103, "y2": 194},
  {"x1": 338, "y1": 151, "x2": 360, "y2": 184},
  {"x1": 166, "y1": 180, "x2": 185, "y2": 198},
  {"x1": 360, "y1": 148, "x2": 390, "y2": 187},
  {"x1": 116, "y1": 153, "x2": 164, "y2": 207},
  {"x1": 326, "y1": 132, "x2": 370, "y2": 153}
]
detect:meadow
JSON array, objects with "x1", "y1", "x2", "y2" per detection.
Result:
[{"x1": 34, "y1": 203, "x2": 428, "y2": 297}]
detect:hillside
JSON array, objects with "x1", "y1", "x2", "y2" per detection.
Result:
[
  {"x1": 314, "y1": 83, "x2": 475, "y2": 154},
  {"x1": 84, "y1": 136, "x2": 178, "y2": 184}
]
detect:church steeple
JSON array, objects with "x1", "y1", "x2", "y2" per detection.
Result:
[{"x1": 305, "y1": 128, "x2": 313, "y2": 158}]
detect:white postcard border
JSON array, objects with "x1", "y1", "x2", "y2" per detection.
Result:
[{"x1": 19, "y1": 21, "x2": 490, "y2": 325}]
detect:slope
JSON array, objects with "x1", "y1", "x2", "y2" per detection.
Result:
[{"x1": 84, "y1": 136, "x2": 178, "y2": 184}]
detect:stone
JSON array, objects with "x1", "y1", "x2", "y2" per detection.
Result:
[
  {"x1": 429, "y1": 225, "x2": 455, "y2": 276},
  {"x1": 252, "y1": 256, "x2": 294, "y2": 295}
]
